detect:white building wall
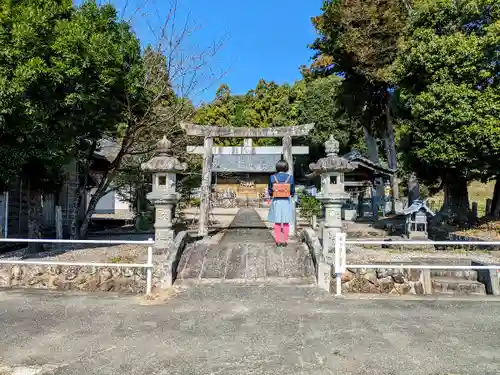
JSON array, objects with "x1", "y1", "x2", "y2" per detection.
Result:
[{"x1": 90, "y1": 188, "x2": 132, "y2": 217}]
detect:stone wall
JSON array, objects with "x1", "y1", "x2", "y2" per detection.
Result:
[
  {"x1": 0, "y1": 232, "x2": 189, "y2": 293},
  {"x1": 0, "y1": 264, "x2": 149, "y2": 293},
  {"x1": 334, "y1": 267, "x2": 426, "y2": 295}
]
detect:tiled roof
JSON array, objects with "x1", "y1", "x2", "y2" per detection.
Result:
[
  {"x1": 343, "y1": 150, "x2": 395, "y2": 175},
  {"x1": 403, "y1": 200, "x2": 436, "y2": 216}
]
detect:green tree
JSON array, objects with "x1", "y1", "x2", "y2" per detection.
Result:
[
  {"x1": 0, "y1": 0, "x2": 147, "y2": 242},
  {"x1": 54, "y1": 0, "x2": 145, "y2": 238},
  {"x1": 193, "y1": 77, "x2": 363, "y2": 176},
  {"x1": 0, "y1": 0, "x2": 76, "y2": 250},
  {"x1": 75, "y1": 0, "x2": 223, "y2": 238},
  {"x1": 394, "y1": 0, "x2": 500, "y2": 221},
  {"x1": 297, "y1": 75, "x2": 364, "y2": 158},
  {"x1": 194, "y1": 79, "x2": 306, "y2": 147},
  {"x1": 307, "y1": 0, "x2": 409, "y2": 203}
]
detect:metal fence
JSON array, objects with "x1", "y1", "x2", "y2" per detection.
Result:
[
  {"x1": 333, "y1": 233, "x2": 500, "y2": 296},
  {"x1": 0, "y1": 238, "x2": 155, "y2": 295}
]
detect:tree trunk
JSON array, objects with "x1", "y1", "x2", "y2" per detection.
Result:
[
  {"x1": 79, "y1": 186, "x2": 105, "y2": 238},
  {"x1": 490, "y1": 177, "x2": 500, "y2": 218},
  {"x1": 363, "y1": 125, "x2": 384, "y2": 200},
  {"x1": 407, "y1": 173, "x2": 420, "y2": 206},
  {"x1": 384, "y1": 104, "x2": 399, "y2": 213},
  {"x1": 363, "y1": 125, "x2": 379, "y2": 163},
  {"x1": 79, "y1": 170, "x2": 116, "y2": 238},
  {"x1": 54, "y1": 184, "x2": 63, "y2": 240},
  {"x1": 71, "y1": 134, "x2": 130, "y2": 239},
  {"x1": 27, "y1": 187, "x2": 43, "y2": 253},
  {"x1": 441, "y1": 175, "x2": 470, "y2": 224},
  {"x1": 69, "y1": 184, "x2": 85, "y2": 240}
]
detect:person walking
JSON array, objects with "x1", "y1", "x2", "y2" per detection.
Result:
[{"x1": 267, "y1": 160, "x2": 295, "y2": 247}]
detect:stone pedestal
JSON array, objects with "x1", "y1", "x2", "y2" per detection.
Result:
[
  {"x1": 320, "y1": 200, "x2": 345, "y2": 256},
  {"x1": 152, "y1": 196, "x2": 178, "y2": 249}
]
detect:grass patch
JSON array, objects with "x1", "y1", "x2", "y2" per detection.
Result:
[
  {"x1": 108, "y1": 255, "x2": 137, "y2": 263},
  {"x1": 427, "y1": 181, "x2": 494, "y2": 216},
  {"x1": 454, "y1": 219, "x2": 500, "y2": 240}
]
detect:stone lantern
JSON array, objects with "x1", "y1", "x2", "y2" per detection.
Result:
[
  {"x1": 310, "y1": 136, "x2": 357, "y2": 246},
  {"x1": 308, "y1": 136, "x2": 357, "y2": 290},
  {"x1": 141, "y1": 136, "x2": 186, "y2": 249}
]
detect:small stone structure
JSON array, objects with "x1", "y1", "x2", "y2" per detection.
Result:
[
  {"x1": 308, "y1": 135, "x2": 357, "y2": 291},
  {"x1": 141, "y1": 136, "x2": 186, "y2": 249},
  {"x1": 182, "y1": 122, "x2": 314, "y2": 237},
  {"x1": 403, "y1": 199, "x2": 435, "y2": 239}
]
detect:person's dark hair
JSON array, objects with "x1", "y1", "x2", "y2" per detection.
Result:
[{"x1": 275, "y1": 159, "x2": 289, "y2": 173}]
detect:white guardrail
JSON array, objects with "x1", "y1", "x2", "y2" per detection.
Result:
[
  {"x1": 333, "y1": 232, "x2": 500, "y2": 297},
  {"x1": 0, "y1": 238, "x2": 155, "y2": 295}
]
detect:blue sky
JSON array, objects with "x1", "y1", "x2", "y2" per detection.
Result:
[{"x1": 81, "y1": 0, "x2": 323, "y2": 104}]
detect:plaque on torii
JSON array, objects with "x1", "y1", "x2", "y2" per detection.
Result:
[{"x1": 182, "y1": 122, "x2": 315, "y2": 237}]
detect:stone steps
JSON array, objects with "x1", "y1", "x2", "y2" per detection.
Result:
[
  {"x1": 176, "y1": 276, "x2": 316, "y2": 286},
  {"x1": 176, "y1": 208, "x2": 316, "y2": 286},
  {"x1": 338, "y1": 266, "x2": 490, "y2": 296},
  {"x1": 430, "y1": 270, "x2": 478, "y2": 281},
  {"x1": 432, "y1": 277, "x2": 486, "y2": 295}
]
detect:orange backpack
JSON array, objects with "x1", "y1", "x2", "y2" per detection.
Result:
[{"x1": 272, "y1": 174, "x2": 291, "y2": 198}]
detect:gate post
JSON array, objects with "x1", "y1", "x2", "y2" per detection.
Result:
[{"x1": 199, "y1": 136, "x2": 213, "y2": 237}]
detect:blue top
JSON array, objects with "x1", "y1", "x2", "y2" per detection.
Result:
[{"x1": 268, "y1": 172, "x2": 295, "y2": 198}]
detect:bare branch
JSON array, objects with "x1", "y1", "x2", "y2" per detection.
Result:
[{"x1": 78, "y1": 0, "x2": 227, "y2": 236}]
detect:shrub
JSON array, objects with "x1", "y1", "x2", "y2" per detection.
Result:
[
  {"x1": 189, "y1": 198, "x2": 201, "y2": 207},
  {"x1": 299, "y1": 191, "x2": 322, "y2": 223}
]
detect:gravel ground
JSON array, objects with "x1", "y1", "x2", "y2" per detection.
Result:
[{"x1": 1, "y1": 286, "x2": 500, "y2": 374}]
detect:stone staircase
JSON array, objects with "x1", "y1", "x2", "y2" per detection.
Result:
[
  {"x1": 175, "y1": 208, "x2": 316, "y2": 286},
  {"x1": 412, "y1": 258, "x2": 489, "y2": 296},
  {"x1": 431, "y1": 269, "x2": 486, "y2": 295},
  {"x1": 175, "y1": 242, "x2": 316, "y2": 286}
]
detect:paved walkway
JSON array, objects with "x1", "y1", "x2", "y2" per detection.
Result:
[
  {"x1": 176, "y1": 208, "x2": 315, "y2": 285},
  {"x1": 1, "y1": 287, "x2": 500, "y2": 374}
]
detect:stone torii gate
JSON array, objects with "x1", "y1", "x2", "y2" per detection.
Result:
[{"x1": 181, "y1": 122, "x2": 315, "y2": 237}]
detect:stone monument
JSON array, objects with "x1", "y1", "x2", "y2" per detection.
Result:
[
  {"x1": 141, "y1": 136, "x2": 186, "y2": 249},
  {"x1": 308, "y1": 135, "x2": 357, "y2": 291}
]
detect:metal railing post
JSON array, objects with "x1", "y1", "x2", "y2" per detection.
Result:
[
  {"x1": 340, "y1": 239, "x2": 500, "y2": 287},
  {"x1": 146, "y1": 238, "x2": 153, "y2": 295}
]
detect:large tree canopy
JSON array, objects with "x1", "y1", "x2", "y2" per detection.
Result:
[
  {"x1": 306, "y1": 0, "x2": 409, "y2": 204},
  {"x1": 0, "y1": 0, "x2": 143, "y2": 188},
  {"x1": 0, "y1": 0, "x2": 145, "y2": 243},
  {"x1": 395, "y1": 0, "x2": 500, "y2": 219},
  {"x1": 307, "y1": 0, "x2": 408, "y2": 131},
  {"x1": 0, "y1": 0, "x2": 74, "y2": 190}
]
